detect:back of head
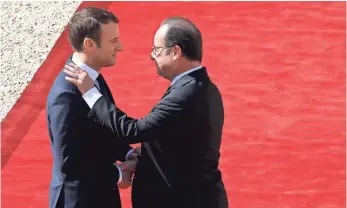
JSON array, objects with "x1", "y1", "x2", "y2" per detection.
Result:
[
  {"x1": 68, "y1": 7, "x2": 119, "y2": 52},
  {"x1": 160, "y1": 17, "x2": 203, "y2": 62}
]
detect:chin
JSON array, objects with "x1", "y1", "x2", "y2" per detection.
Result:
[
  {"x1": 104, "y1": 60, "x2": 116, "y2": 67},
  {"x1": 156, "y1": 69, "x2": 167, "y2": 79},
  {"x1": 156, "y1": 68, "x2": 162, "y2": 75}
]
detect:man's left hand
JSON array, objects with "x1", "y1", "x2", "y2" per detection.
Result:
[{"x1": 63, "y1": 63, "x2": 94, "y2": 94}]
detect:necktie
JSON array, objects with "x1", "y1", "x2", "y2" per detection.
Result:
[
  {"x1": 94, "y1": 75, "x2": 107, "y2": 96},
  {"x1": 94, "y1": 75, "x2": 115, "y2": 104}
]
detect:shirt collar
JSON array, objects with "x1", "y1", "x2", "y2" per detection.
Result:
[
  {"x1": 171, "y1": 66, "x2": 202, "y2": 86},
  {"x1": 72, "y1": 53, "x2": 99, "y2": 81}
]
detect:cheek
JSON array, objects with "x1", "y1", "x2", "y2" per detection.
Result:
[
  {"x1": 155, "y1": 59, "x2": 166, "y2": 67},
  {"x1": 100, "y1": 43, "x2": 113, "y2": 53},
  {"x1": 158, "y1": 57, "x2": 172, "y2": 66},
  {"x1": 101, "y1": 47, "x2": 114, "y2": 57}
]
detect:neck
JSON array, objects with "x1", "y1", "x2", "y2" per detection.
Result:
[
  {"x1": 74, "y1": 52, "x2": 101, "y2": 72},
  {"x1": 170, "y1": 60, "x2": 200, "y2": 81}
]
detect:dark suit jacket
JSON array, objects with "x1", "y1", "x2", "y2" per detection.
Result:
[
  {"x1": 46, "y1": 57, "x2": 132, "y2": 208},
  {"x1": 87, "y1": 68, "x2": 228, "y2": 208}
]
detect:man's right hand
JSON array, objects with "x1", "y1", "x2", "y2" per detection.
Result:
[
  {"x1": 118, "y1": 170, "x2": 133, "y2": 189},
  {"x1": 117, "y1": 159, "x2": 138, "y2": 189},
  {"x1": 119, "y1": 159, "x2": 138, "y2": 172}
]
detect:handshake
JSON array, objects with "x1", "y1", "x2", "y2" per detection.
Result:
[{"x1": 117, "y1": 147, "x2": 141, "y2": 189}]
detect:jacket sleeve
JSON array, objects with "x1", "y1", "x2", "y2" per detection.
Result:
[{"x1": 87, "y1": 81, "x2": 200, "y2": 144}]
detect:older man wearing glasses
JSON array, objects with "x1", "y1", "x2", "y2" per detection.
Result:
[{"x1": 64, "y1": 17, "x2": 228, "y2": 208}]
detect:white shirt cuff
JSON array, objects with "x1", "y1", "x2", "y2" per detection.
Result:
[
  {"x1": 115, "y1": 165, "x2": 122, "y2": 185},
  {"x1": 125, "y1": 149, "x2": 135, "y2": 160},
  {"x1": 82, "y1": 87, "x2": 103, "y2": 109}
]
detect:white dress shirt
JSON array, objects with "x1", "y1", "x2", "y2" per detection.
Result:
[{"x1": 72, "y1": 53, "x2": 135, "y2": 185}]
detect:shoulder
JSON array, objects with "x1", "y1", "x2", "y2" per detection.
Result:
[
  {"x1": 48, "y1": 71, "x2": 81, "y2": 99},
  {"x1": 47, "y1": 72, "x2": 83, "y2": 113},
  {"x1": 174, "y1": 78, "x2": 205, "y2": 96},
  {"x1": 163, "y1": 79, "x2": 204, "y2": 107}
]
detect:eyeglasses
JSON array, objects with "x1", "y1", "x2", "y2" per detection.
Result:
[{"x1": 151, "y1": 45, "x2": 173, "y2": 57}]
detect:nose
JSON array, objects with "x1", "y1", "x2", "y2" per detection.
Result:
[
  {"x1": 150, "y1": 50, "x2": 157, "y2": 60},
  {"x1": 116, "y1": 41, "x2": 123, "y2": 51},
  {"x1": 150, "y1": 53, "x2": 155, "y2": 60}
]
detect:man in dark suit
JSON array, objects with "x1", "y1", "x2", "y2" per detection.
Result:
[
  {"x1": 46, "y1": 7, "x2": 138, "y2": 208},
  {"x1": 64, "y1": 17, "x2": 228, "y2": 208}
]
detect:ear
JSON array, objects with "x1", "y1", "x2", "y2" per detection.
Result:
[
  {"x1": 172, "y1": 45, "x2": 182, "y2": 60},
  {"x1": 83, "y1": 38, "x2": 96, "y2": 51}
]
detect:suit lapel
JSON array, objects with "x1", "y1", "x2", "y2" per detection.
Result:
[
  {"x1": 161, "y1": 86, "x2": 173, "y2": 99},
  {"x1": 143, "y1": 142, "x2": 171, "y2": 187}
]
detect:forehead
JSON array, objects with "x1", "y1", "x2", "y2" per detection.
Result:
[
  {"x1": 154, "y1": 24, "x2": 168, "y2": 45},
  {"x1": 100, "y1": 22, "x2": 119, "y2": 38}
]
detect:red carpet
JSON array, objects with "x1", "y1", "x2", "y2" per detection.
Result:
[{"x1": 1, "y1": 2, "x2": 346, "y2": 207}]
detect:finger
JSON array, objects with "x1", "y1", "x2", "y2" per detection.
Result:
[
  {"x1": 63, "y1": 69, "x2": 77, "y2": 78},
  {"x1": 68, "y1": 62, "x2": 80, "y2": 70},
  {"x1": 70, "y1": 63, "x2": 85, "y2": 74},
  {"x1": 65, "y1": 76, "x2": 78, "y2": 85},
  {"x1": 64, "y1": 64, "x2": 77, "y2": 73},
  {"x1": 70, "y1": 66, "x2": 87, "y2": 77}
]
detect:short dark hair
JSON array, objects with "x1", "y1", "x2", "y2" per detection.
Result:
[
  {"x1": 160, "y1": 17, "x2": 203, "y2": 62},
  {"x1": 68, "y1": 7, "x2": 119, "y2": 52}
]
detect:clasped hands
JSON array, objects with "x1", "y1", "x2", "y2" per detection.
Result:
[{"x1": 117, "y1": 147, "x2": 141, "y2": 189}]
